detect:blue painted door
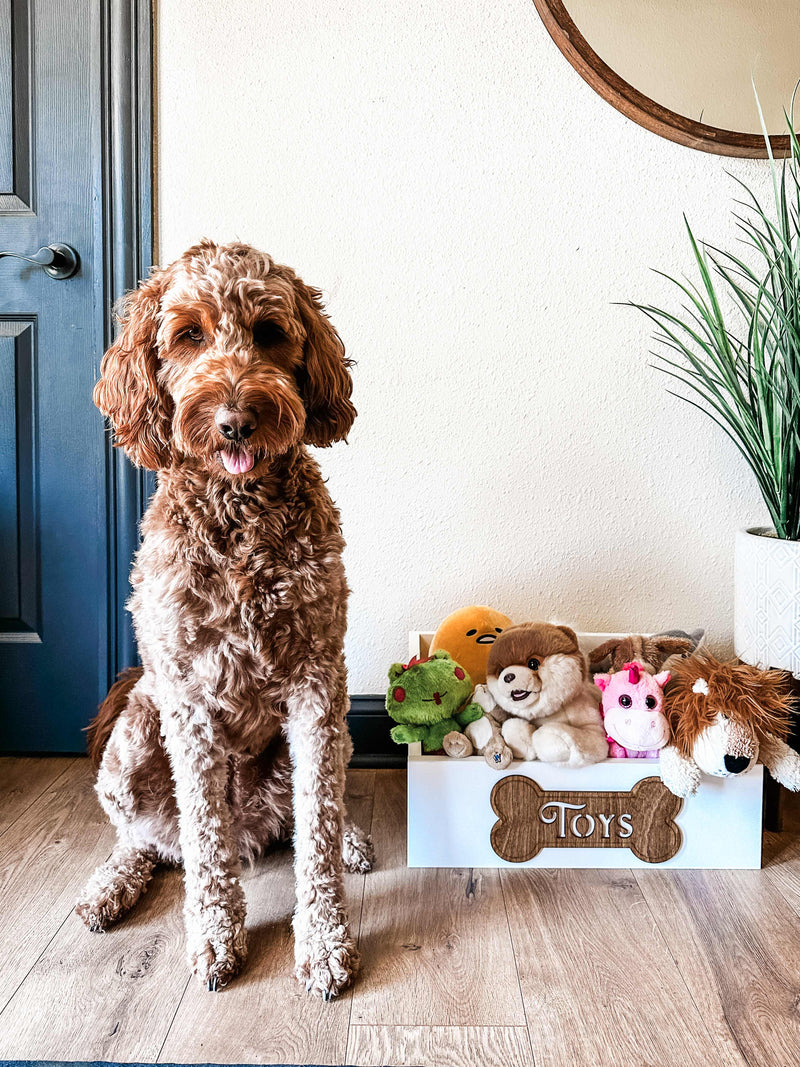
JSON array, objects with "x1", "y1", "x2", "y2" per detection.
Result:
[{"x1": 0, "y1": 0, "x2": 110, "y2": 751}]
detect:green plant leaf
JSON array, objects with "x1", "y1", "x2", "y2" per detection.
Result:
[{"x1": 631, "y1": 108, "x2": 800, "y2": 539}]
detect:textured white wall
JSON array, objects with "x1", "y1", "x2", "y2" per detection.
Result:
[{"x1": 155, "y1": 0, "x2": 772, "y2": 693}]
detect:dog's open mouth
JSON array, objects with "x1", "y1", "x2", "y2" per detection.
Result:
[
  {"x1": 218, "y1": 446, "x2": 255, "y2": 475},
  {"x1": 510, "y1": 689, "x2": 531, "y2": 702}
]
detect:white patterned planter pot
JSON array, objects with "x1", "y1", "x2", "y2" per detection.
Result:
[{"x1": 734, "y1": 527, "x2": 800, "y2": 674}]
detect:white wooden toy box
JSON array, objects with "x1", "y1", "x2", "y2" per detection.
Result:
[{"x1": 405, "y1": 631, "x2": 764, "y2": 870}]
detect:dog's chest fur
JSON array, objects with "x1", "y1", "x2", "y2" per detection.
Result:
[{"x1": 128, "y1": 448, "x2": 347, "y2": 743}]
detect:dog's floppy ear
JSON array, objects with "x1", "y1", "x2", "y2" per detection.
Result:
[
  {"x1": 588, "y1": 638, "x2": 621, "y2": 670},
  {"x1": 94, "y1": 268, "x2": 173, "y2": 470},
  {"x1": 293, "y1": 279, "x2": 356, "y2": 447},
  {"x1": 650, "y1": 636, "x2": 694, "y2": 664}
]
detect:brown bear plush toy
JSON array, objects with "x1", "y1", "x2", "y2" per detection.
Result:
[{"x1": 468, "y1": 622, "x2": 608, "y2": 769}]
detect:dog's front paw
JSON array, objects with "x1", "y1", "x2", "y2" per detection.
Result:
[
  {"x1": 501, "y1": 718, "x2": 537, "y2": 761},
  {"x1": 187, "y1": 906, "x2": 248, "y2": 991},
  {"x1": 295, "y1": 927, "x2": 359, "y2": 1000},
  {"x1": 531, "y1": 726, "x2": 573, "y2": 765}
]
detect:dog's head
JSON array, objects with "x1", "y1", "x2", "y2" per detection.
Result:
[
  {"x1": 667, "y1": 651, "x2": 794, "y2": 777},
  {"x1": 94, "y1": 240, "x2": 355, "y2": 476},
  {"x1": 588, "y1": 634, "x2": 694, "y2": 675},
  {"x1": 486, "y1": 622, "x2": 587, "y2": 721}
]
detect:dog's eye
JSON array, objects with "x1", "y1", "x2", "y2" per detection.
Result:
[
  {"x1": 527, "y1": 658, "x2": 540, "y2": 671},
  {"x1": 645, "y1": 695, "x2": 657, "y2": 709},
  {"x1": 619, "y1": 694, "x2": 632, "y2": 708},
  {"x1": 253, "y1": 320, "x2": 286, "y2": 347},
  {"x1": 179, "y1": 325, "x2": 205, "y2": 344}
]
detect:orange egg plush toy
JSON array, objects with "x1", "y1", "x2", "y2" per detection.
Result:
[{"x1": 429, "y1": 606, "x2": 513, "y2": 685}]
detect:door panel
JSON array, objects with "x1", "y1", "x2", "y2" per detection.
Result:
[
  {"x1": 0, "y1": 0, "x2": 109, "y2": 751},
  {"x1": 0, "y1": 320, "x2": 37, "y2": 633},
  {"x1": 1, "y1": 0, "x2": 31, "y2": 214}
]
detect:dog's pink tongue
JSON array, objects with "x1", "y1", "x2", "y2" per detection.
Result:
[{"x1": 220, "y1": 448, "x2": 254, "y2": 474}]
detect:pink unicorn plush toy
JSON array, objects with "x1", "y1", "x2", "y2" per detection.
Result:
[{"x1": 595, "y1": 661, "x2": 671, "y2": 758}]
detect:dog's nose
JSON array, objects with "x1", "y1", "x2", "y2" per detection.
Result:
[
  {"x1": 215, "y1": 406, "x2": 256, "y2": 442},
  {"x1": 504, "y1": 672, "x2": 515, "y2": 684},
  {"x1": 724, "y1": 754, "x2": 751, "y2": 774}
]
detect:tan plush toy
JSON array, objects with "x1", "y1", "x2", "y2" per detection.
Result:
[
  {"x1": 430, "y1": 605, "x2": 513, "y2": 686},
  {"x1": 468, "y1": 622, "x2": 608, "y2": 768}
]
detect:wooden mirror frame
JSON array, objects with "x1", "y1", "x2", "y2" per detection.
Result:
[{"x1": 532, "y1": 0, "x2": 790, "y2": 158}]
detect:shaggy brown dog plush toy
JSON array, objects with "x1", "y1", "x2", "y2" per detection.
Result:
[
  {"x1": 660, "y1": 650, "x2": 800, "y2": 798},
  {"x1": 589, "y1": 632, "x2": 696, "y2": 675}
]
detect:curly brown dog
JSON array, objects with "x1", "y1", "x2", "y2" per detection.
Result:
[{"x1": 75, "y1": 240, "x2": 373, "y2": 999}]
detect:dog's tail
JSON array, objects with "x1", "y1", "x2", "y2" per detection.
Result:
[{"x1": 86, "y1": 666, "x2": 143, "y2": 767}]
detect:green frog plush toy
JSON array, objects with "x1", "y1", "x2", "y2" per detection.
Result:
[{"x1": 386, "y1": 650, "x2": 484, "y2": 756}]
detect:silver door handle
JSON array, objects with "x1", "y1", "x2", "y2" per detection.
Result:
[{"x1": 0, "y1": 243, "x2": 79, "y2": 279}]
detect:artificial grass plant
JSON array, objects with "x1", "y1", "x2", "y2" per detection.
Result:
[{"x1": 632, "y1": 112, "x2": 800, "y2": 541}]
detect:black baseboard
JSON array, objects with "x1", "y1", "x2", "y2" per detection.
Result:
[
  {"x1": 348, "y1": 695, "x2": 406, "y2": 768},
  {"x1": 2, "y1": 695, "x2": 405, "y2": 766}
]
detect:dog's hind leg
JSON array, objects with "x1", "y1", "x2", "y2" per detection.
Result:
[
  {"x1": 75, "y1": 843, "x2": 158, "y2": 931},
  {"x1": 78, "y1": 678, "x2": 179, "y2": 932}
]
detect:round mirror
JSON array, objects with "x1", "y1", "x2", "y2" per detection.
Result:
[{"x1": 533, "y1": 0, "x2": 797, "y2": 157}]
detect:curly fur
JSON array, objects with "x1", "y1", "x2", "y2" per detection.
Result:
[
  {"x1": 660, "y1": 651, "x2": 799, "y2": 798},
  {"x1": 77, "y1": 241, "x2": 372, "y2": 999},
  {"x1": 666, "y1": 651, "x2": 793, "y2": 759}
]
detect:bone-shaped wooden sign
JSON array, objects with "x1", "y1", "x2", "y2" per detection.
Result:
[{"x1": 490, "y1": 775, "x2": 683, "y2": 864}]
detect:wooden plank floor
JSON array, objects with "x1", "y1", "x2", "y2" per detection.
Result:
[{"x1": 2, "y1": 760, "x2": 800, "y2": 1066}]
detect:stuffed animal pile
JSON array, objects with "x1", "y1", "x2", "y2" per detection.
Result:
[{"x1": 385, "y1": 608, "x2": 800, "y2": 801}]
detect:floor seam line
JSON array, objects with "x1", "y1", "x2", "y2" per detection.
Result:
[
  {"x1": 631, "y1": 868, "x2": 746, "y2": 1067},
  {"x1": 0, "y1": 758, "x2": 79, "y2": 842},
  {"x1": 498, "y1": 871, "x2": 537, "y2": 1067},
  {"x1": 345, "y1": 769, "x2": 377, "y2": 1053},
  {"x1": 155, "y1": 974, "x2": 193, "y2": 1063},
  {"x1": 0, "y1": 897, "x2": 78, "y2": 1023}
]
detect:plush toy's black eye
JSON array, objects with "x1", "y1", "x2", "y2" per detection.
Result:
[
  {"x1": 645, "y1": 695, "x2": 657, "y2": 709},
  {"x1": 528, "y1": 658, "x2": 540, "y2": 671},
  {"x1": 253, "y1": 320, "x2": 286, "y2": 347},
  {"x1": 466, "y1": 629, "x2": 477, "y2": 636},
  {"x1": 619, "y1": 694, "x2": 632, "y2": 708},
  {"x1": 495, "y1": 627, "x2": 503, "y2": 633}
]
